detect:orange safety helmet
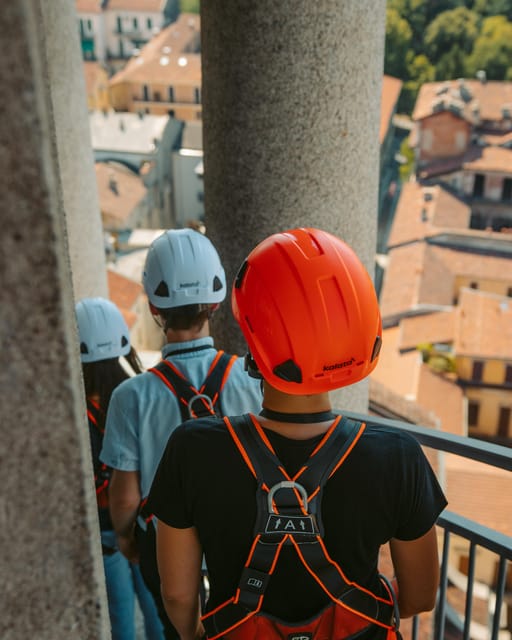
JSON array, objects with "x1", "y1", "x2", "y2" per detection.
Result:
[{"x1": 232, "y1": 228, "x2": 382, "y2": 395}]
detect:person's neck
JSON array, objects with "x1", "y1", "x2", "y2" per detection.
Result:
[
  {"x1": 165, "y1": 321, "x2": 210, "y2": 345},
  {"x1": 257, "y1": 384, "x2": 334, "y2": 440}
]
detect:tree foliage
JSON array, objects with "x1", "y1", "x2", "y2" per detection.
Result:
[
  {"x1": 384, "y1": 0, "x2": 512, "y2": 113},
  {"x1": 180, "y1": 0, "x2": 200, "y2": 13}
]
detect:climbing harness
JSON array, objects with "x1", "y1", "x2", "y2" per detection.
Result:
[{"x1": 202, "y1": 413, "x2": 401, "y2": 640}]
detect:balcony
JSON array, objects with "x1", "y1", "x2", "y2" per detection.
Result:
[{"x1": 341, "y1": 409, "x2": 512, "y2": 640}]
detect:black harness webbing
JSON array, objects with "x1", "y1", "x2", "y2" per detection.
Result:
[
  {"x1": 203, "y1": 413, "x2": 396, "y2": 639},
  {"x1": 149, "y1": 351, "x2": 236, "y2": 422},
  {"x1": 140, "y1": 351, "x2": 237, "y2": 527},
  {"x1": 86, "y1": 399, "x2": 112, "y2": 531}
]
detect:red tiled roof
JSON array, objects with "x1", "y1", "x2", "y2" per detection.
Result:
[
  {"x1": 399, "y1": 310, "x2": 456, "y2": 351},
  {"x1": 107, "y1": 269, "x2": 143, "y2": 327},
  {"x1": 454, "y1": 288, "x2": 512, "y2": 358},
  {"x1": 76, "y1": 0, "x2": 102, "y2": 13},
  {"x1": 107, "y1": 0, "x2": 164, "y2": 11},
  {"x1": 380, "y1": 75, "x2": 402, "y2": 144},
  {"x1": 462, "y1": 145, "x2": 512, "y2": 174},
  {"x1": 110, "y1": 13, "x2": 200, "y2": 85},
  {"x1": 413, "y1": 79, "x2": 512, "y2": 124},
  {"x1": 388, "y1": 182, "x2": 470, "y2": 248},
  {"x1": 380, "y1": 243, "x2": 512, "y2": 322},
  {"x1": 95, "y1": 162, "x2": 146, "y2": 227}
]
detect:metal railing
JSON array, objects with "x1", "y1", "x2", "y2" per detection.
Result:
[{"x1": 342, "y1": 410, "x2": 512, "y2": 640}]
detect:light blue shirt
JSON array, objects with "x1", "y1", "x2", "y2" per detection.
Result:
[{"x1": 100, "y1": 337, "x2": 262, "y2": 498}]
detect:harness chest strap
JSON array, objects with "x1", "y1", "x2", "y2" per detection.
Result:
[
  {"x1": 86, "y1": 398, "x2": 110, "y2": 497},
  {"x1": 202, "y1": 413, "x2": 397, "y2": 639},
  {"x1": 149, "y1": 350, "x2": 236, "y2": 421}
]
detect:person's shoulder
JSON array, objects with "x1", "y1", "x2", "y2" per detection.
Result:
[
  {"x1": 357, "y1": 420, "x2": 424, "y2": 455},
  {"x1": 110, "y1": 369, "x2": 159, "y2": 398}
]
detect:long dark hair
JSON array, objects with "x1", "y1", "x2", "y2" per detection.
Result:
[{"x1": 82, "y1": 347, "x2": 143, "y2": 428}]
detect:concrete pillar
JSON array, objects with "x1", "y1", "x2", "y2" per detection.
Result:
[
  {"x1": 202, "y1": 1, "x2": 386, "y2": 410},
  {"x1": 42, "y1": 0, "x2": 108, "y2": 299},
  {"x1": 0, "y1": 2, "x2": 110, "y2": 638}
]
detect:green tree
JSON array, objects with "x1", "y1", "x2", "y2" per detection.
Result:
[
  {"x1": 473, "y1": 0, "x2": 512, "y2": 20},
  {"x1": 385, "y1": 8, "x2": 413, "y2": 78},
  {"x1": 465, "y1": 16, "x2": 512, "y2": 79},
  {"x1": 180, "y1": 0, "x2": 200, "y2": 13},
  {"x1": 388, "y1": 0, "x2": 429, "y2": 52},
  {"x1": 399, "y1": 54, "x2": 436, "y2": 111},
  {"x1": 424, "y1": 7, "x2": 480, "y2": 66}
]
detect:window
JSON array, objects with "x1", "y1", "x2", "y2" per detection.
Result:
[
  {"x1": 168, "y1": 87, "x2": 175, "y2": 103},
  {"x1": 502, "y1": 178, "x2": 512, "y2": 201},
  {"x1": 473, "y1": 174, "x2": 485, "y2": 197},
  {"x1": 468, "y1": 401, "x2": 480, "y2": 427},
  {"x1": 472, "y1": 361, "x2": 484, "y2": 381},
  {"x1": 497, "y1": 407, "x2": 511, "y2": 438},
  {"x1": 87, "y1": 19, "x2": 93, "y2": 32},
  {"x1": 194, "y1": 88, "x2": 201, "y2": 104},
  {"x1": 507, "y1": 288, "x2": 512, "y2": 298},
  {"x1": 469, "y1": 281, "x2": 478, "y2": 289},
  {"x1": 506, "y1": 364, "x2": 512, "y2": 384},
  {"x1": 154, "y1": 91, "x2": 161, "y2": 102},
  {"x1": 133, "y1": 17, "x2": 138, "y2": 29},
  {"x1": 147, "y1": 18, "x2": 152, "y2": 29},
  {"x1": 117, "y1": 17, "x2": 122, "y2": 33},
  {"x1": 143, "y1": 85, "x2": 149, "y2": 101}
]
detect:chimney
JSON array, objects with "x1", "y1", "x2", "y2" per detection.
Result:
[
  {"x1": 476, "y1": 69, "x2": 487, "y2": 84},
  {"x1": 109, "y1": 172, "x2": 118, "y2": 195}
]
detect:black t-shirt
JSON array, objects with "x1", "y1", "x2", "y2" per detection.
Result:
[{"x1": 148, "y1": 414, "x2": 447, "y2": 623}]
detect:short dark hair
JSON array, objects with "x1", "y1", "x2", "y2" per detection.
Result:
[{"x1": 158, "y1": 303, "x2": 213, "y2": 332}]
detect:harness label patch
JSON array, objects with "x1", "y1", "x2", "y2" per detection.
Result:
[
  {"x1": 265, "y1": 514, "x2": 315, "y2": 535},
  {"x1": 287, "y1": 634, "x2": 312, "y2": 640}
]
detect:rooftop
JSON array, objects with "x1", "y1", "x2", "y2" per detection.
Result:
[
  {"x1": 89, "y1": 110, "x2": 169, "y2": 153},
  {"x1": 387, "y1": 182, "x2": 470, "y2": 249},
  {"x1": 412, "y1": 79, "x2": 512, "y2": 124}
]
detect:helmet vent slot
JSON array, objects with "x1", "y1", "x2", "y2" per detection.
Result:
[
  {"x1": 371, "y1": 336, "x2": 382, "y2": 362},
  {"x1": 155, "y1": 281, "x2": 169, "y2": 297},
  {"x1": 121, "y1": 336, "x2": 129, "y2": 348},
  {"x1": 273, "y1": 360, "x2": 302, "y2": 383},
  {"x1": 213, "y1": 275, "x2": 223, "y2": 292},
  {"x1": 80, "y1": 342, "x2": 89, "y2": 355}
]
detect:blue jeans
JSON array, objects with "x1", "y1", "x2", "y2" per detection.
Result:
[{"x1": 102, "y1": 530, "x2": 164, "y2": 640}]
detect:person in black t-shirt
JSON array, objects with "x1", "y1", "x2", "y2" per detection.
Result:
[{"x1": 148, "y1": 228, "x2": 447, "y2": 640}]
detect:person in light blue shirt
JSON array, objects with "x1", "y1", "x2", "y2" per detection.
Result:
[
  {"x1": 76, "y1": 297, "x2": 164, "y2": 640},
  {"x1": 100, "y1": 229, "x2": 262, "y2": 640}
]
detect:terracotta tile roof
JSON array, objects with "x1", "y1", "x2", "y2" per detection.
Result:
[
  {"x1": 416, "y1": 364, "x2": 464, "y2": 436},
  {"x1": 412, "y1": 79, "x2": 512, "y2": 124},
  {"x1": 95, "y1": 162, "x2": 146, "y2": 227},
  {"x1": 380, "y1": 75, "x2": 402, "y2": 144},
  {"x1": 445, "y1": 456, "x2": 512, "y2": 537},
  {"x1": 76, "y1": 0, "x2": 103, "y2": 13},
  {"x1": 110, "y1": 13, "x2": 200, "y2": 85},
  {"x1": 370, "y1": 327, "x2": 464, "y2": 435},
  {"x1": 107, "y1": 268, "x2": 143, "y2": 328},
  {"x1": 113, "y1": 52, "x2": 201, "y2": 86},
  {"x1": 369, "y1": 378, "x2": 439, "y2": 427},
  {"x1": 380, "y1": 243, "x2": 512, "y2": 323},
  {"x1": 462, "y1": 144, "x2": 512, "y2": 173},
  {"x1": 107, "y1": 0, "x2": 165, "y2": 11},
  {"x1": 399, "y1": 310, "x2": 456, "y2": 351},
  {"x1": 371, "y1": 326, "x2": 422, "y2": 398},
  {"x1": 482, "y1": 130, "x2": 512, "y2": 146},
  {"x1": 454, "y1": 288, "x2": 512, "y2": 359},
  {"x1": 388, "y1": 182, "x2": 470, "y2": 248}
]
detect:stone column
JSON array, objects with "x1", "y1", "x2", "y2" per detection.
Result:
[
  {"x1": 0, "y1": 2, "x2": 110, "y2": 638},
  {"x1": 42, "y1": 0, "x2": 108, "y2": 300},
  {"x1": 202, "y1": 0, "x2": 386, "y2": 410}
]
